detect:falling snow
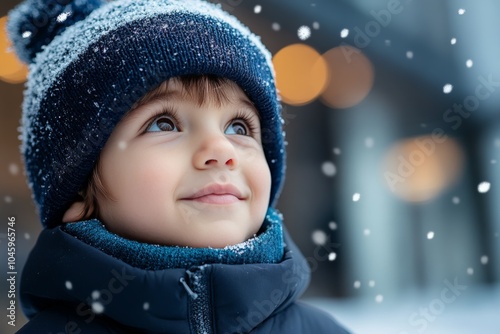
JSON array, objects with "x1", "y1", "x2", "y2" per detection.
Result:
[
  {"x1": 312, "y1": 230, "x2": 328, "y2": 246},
  {"x1": 24, "y1": 233, "x2": 30, "y2": 240},
  {"x1": 91, "y1": 290, "x2": 100, "y2": 299},
  {"x1": 406, "y1": 51, "x2": 414, "y2": 59},
  {"x1": 340, "y1": 28, "x2": 349, "y2": 38},
  {"x1": 352, "y1": 193, "x2": 361, "y2": 202},
  {"x1": 385, "y1": 39, "x2": 391, "y2": 46},
  {"x1": 312, "y1": 22, "x2": 320, "y2": 30},
  {"x1": 427, "y1": 231, "x2": 435, "y2": 240},
  {"x1": 21, "y1": 31, "x2": 32, "y2": 38},
  {"x1": 458, "y1": 8, "x2": 466, "y2": 15},
  {"x1": 491, "y1": 160, "x2": 497, "y2": 164},
  {"x1": 322, "y1": 161, "x2": 337, "y2": 177},
  {"x1": 466, "y1": 59, "x2": 473, "y2": 68},
  {"x1": 365, "y1": 137, "x2": 374, "y2": 148},
  {"x1": 363, "y1": 229, "x2": 371, "y2": 236},
  {"x1": 253, "y1": 5, "x2": 262, "y2": 14},
  {"x1": 467, "y1": 267, "x2": 474, "y2": 275},
  {"x1": 443, "y1": 84, "x2": 453, "y2": 94},
  {"x1": 91, "y1": 301, "x2": 105, "y2": 314},
  {"x1": 272, "y1": 23, "x2": 280, "y2": 31},
  {"x1": 4, "y1": 196, "x2": 12, "y2": 204},
  {"x1": 375, "y1": 294, "x2": 384, "y2": 303},
  {"x1": 143, "y1": 302, "x2": 150, "y2": 310},
  {"x1": 478, "y1": 181, "x2": 491, "y2": 193},
  {"x1": 328, "y1": 252, "x2": 337, "y2": 261},
  {"x1": 451, "y1": 37, "x2": 457, "y2": 45},
  {"x1": 333, "y1": 147, "x2": 341, "y2": 155},
  {"x1": 452, "y1": 196, "x2": 460, "y2": 204},
  {"x1": 494, "y1": 138, "x2": 500, "y2": 147},
  {"x1": 328, "y1": 221, "x2": 338, "y2": 230},
  {"x1": 480, "y1": 255, "x2": 489, "y2": 265},
  {"x1": 65, "y1": 281, "x2": 73, "y2": 290},
  {"x1": 369, "y1": 280, "x2": 376, "y2": 288},
  {"x1": 353, "y1": 281, "x2": 361, "y2": 289},
  {"x1": 297, "y1": 26, "x2": 311, "y2": 40}
]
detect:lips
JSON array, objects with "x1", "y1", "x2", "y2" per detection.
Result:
[{"x1": 181, "y1": 184, "x2": 244, "y2": 204}]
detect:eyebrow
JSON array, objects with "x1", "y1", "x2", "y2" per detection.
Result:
[
  {"x1": 238, "y1": 98, "x2": 261, "y2": 120},
  {"x1": 126, "y1": 89, "x2": 261, "y2": 120}
]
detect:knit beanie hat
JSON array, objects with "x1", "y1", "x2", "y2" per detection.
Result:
[{"x1": 7, "y1": 0, "x2": 285, "y2": 228}]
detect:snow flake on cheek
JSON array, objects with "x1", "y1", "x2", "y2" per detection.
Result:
[
  {"x1": 8, "y1": 163, "x2": 19, "y2": 175},
  {"x1": 118, "y1": 141, "x2": 128, "y2": 150}
]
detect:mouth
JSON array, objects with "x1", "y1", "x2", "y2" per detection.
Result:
[{"x1": 181, "y1": 184, "x2": 245, "y2": 205}]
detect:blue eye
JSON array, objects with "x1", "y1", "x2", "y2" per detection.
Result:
[
  {"x1": 147, "y1": 115, "x2": 178, "y2": 132},
  {"x1": 225, "y1": 120, "x2": 249, "y2": 136}
]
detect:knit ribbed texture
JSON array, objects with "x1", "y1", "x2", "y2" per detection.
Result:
[
  {"x1": 7, "y1": 0, "x2": 285, "y2": 228},
  {"x1": 63, "y1": 207, "x2": 284, "y2": 270}
]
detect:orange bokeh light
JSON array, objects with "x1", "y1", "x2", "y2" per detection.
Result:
[
  {"x1": 272, "y1": 43, "x2": 328, "y2": 106},
  {"x1": 382, "y1": 135, "x2": 464, "y2": 202},
  {"x1": 0, "y1": 16, "x2": 28, "y2": 84},
  {"x1": 320, "y1": 45, "x2": 374, "y2": 109}
]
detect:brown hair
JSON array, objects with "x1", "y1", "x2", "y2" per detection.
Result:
[{"x1": 77, "y1": 75, "x2": 249, "y2": 220}]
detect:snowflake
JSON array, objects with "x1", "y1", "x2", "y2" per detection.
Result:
[
  {"x1": 297, "y1": 26, "x2": 311, "y2": 40},
  {"x1": 443, "y1": 84, "x2": 453, "y2": 94},
  {"x1": 478, "y1": 181, "x2": 491, "y2": 193}
]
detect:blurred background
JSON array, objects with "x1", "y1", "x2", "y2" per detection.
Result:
[{"x1": 1, "y1": 0, "x2": 499, "y2": 333}]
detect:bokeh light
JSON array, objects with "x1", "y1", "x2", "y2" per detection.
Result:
[
  {"x1": 320, "y1": 45, "x2": 374, "y2": 109},
  {"x1": 0, "y1": 16, "x2": 28, "y2": 84},
  {"x1": 382, "y1": 135, "x2": 464, "y2": 202},
  {"x1": 272, "y1": 43, "x2": 328, "y2": 106}
]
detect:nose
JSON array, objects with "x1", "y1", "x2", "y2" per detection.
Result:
[{"x1": 193, "y1": 133, "x2": 238, "y2": 170}]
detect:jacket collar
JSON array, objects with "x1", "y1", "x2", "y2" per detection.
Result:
[{"x1": 20, "y1": 210, "x2": 311, "y2": 332}]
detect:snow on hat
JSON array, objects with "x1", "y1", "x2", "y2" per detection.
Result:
[{"x1": 7, "y1": 0, "x2": 285, "y2": 228}]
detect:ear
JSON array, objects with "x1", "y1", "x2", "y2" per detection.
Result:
[{"x1": 62, "y1": 201, "x2": 86, "y2": 223}]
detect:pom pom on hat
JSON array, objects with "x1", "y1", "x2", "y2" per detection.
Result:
[
  {"x1": 7, "y1": 0, "x2": 105, "y2": 64},
  {"x1": 8, "y1": 0, "x2": 286, "y2": 228}
]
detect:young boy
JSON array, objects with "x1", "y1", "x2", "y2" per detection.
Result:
[{"x1": 8, "y1": 0, "x2": 350, "y2": 333}]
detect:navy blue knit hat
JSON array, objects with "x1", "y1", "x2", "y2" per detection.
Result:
[{"x1": 8, "y1": 0, "x2": 285, "y2": 228}]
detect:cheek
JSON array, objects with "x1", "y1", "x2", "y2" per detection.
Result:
[
  {"x1": 103, "y1": 151, "x2": 176, "y2": 205},
  {"x1": 247, "y1": 153, "x2": 272, "y2": 208}
]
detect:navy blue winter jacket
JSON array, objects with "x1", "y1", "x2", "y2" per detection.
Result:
[{"x1": 18, "y1": 210, "x2": 349, "y2": 333}]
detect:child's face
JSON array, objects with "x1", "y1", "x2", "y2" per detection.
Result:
[{"x1": 94, "y1": 80, "x2": 271, "y2": 248}]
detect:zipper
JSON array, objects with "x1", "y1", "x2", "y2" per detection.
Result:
[{"x1": 180, "y1": 265, "x2": 213, "y2": 334}]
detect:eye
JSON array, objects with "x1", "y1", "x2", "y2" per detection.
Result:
[
  {"x1": 225, "y1": 120, "x2": 249, "y2": 136},
  {"x1": 146, "y1": 115, "x2": 179, "y2": 132}
]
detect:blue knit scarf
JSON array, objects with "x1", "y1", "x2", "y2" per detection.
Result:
[{"x1": 63, "y1": 208, "x2": 284, "y2": 270}]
